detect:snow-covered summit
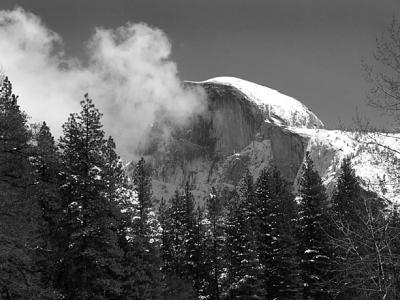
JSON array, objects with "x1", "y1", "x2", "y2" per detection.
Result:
[{"x1": 188, "y1": 76, "x2": 324, "y2": 129}]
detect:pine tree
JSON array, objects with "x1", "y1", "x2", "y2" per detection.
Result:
[
  {"x1": 329, "y1": 157, "x2": 363, "y2": 297},
  {"x1": 0, "y1": 77, "x2": 49, "y2": 298},
  {"x1": 57, "y1": 94, "x2": 124, "y2": 299},
  {"x1": 181, "y1": 183, "x2": 209, "y2": 298},
  {"x1": 32, "y1": 122, "x2": 63, "y2": 298},
  {"x1": 132, "y1": 157, "x2": 153, "y2": 236},
  {"x1": 182, "y1": 183, "x2": 197, "y2": 274},
  {"x1": 296, "y1": 152, "x2": 331, "y2": 299},
  {"x1": 238, "y1": 170, "x2": 258, "y2": 239},
  {"x1": 159, "y1": 197, "x2": 171, "y2": 272},
  {"x1": 331, "y1": 157, "x2": 363, "y2": 224},
  {"x1": 255, "y1": 166, "x2": 301, "y2": 300},
  {"x1": 168, "y1": 189, "x2": 187, "y2": 277},
  {"x1": 204, "y1": 188, "x2": 225, "y2": 300},
  {"x1": 193, "y1": 205, "x2": 207, "y2": 298},
  {"x1": 223, "y1": 171, "x2": 263, "y2": 299},
  {"x1": 121, "y1": 157, "x2": 162, "y2": 299},
  {"x1": 159, "y1": 185, "x2": 200, "y2": 298}
]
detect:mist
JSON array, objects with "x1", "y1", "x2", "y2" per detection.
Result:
[{"x1": 0, "y1": 7, "x2": 206, "y2": 158}]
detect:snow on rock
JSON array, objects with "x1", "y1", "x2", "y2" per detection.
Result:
[
  {"x1": 291, "y1": 127, "x2": 400, "y2": 203},
  {"x1": 189, "y1": 76, "x2": 324, "y2": 129},
  {"x1": 147, "y1": 76, "x2": 400, "y2": 205}
]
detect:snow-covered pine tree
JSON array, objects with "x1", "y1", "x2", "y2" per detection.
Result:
[
  {"x1": 159, "y1": 184, "x2": 201, "y2": 298},
  {"x1": 296, "y1": 152, "x2": 331, "y2": 299},
  {"x1": 255, "y1": 166, "x2": 301, "y2": 300},
  {"x1": 182, "y1": 182, "x2": 196, "y2": 276},
  {"x1": 57, "y1": 94, "x2": 124, "y2": 299},
  {"x1": 182, "y1": 182, "x2": 207, "y2": 298},
  {"x1": 238, "y1": 170, "x2": 258, "y2": 240},
  {"x1": 159, "y1": 197, "x2": 173, "y2": 275},
  {"x1": 223, "y1": 171, "x2": 264, "y2": 299},
  {"x1": 193, "y1": 205, "x2": 207, "y2": 298},
  {"x1": 122, "y1": 157, "x2": 162, "y2": 299},
  {"x1": 331, "y1": 157, "x2": 363, "y2": 224},
  {"x1": 165, "y1": 189, "x2": 186, "y2": 278},
  {"x1": 132, "y1": 157, "x2": 153, "y2": 236},
  {"x1": 204, "y1": 187, "x2": 225, "y2": 300},
  {"x1": 328, "y1": 157, "x2": 363, "y2": 297},
  {"x1": 0, "y1": 77, "x2": 48, "y2": 298}
]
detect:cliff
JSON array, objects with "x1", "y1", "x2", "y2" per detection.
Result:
[{"x1": 140, "y1": 77, "x2": 400, "y2": 204}]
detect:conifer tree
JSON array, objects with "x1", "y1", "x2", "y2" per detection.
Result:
[
  {"x1": 238, "y1": 170, "x2": 258, "y2": 239},
  {"x1": 331, "y1": 157, "x2": 363, "y2": 224},
  {"x1": 181, "y1": 184, "x2": 209, "y2": 298},
  {"x1": 159, "y1": 197, "x2": 172, "y2": 274},
  {"x1": 159, "y1": 196, "x2": 185, "y2": 300},
  {"x1": 329, "y1": 157, "x2": 362, "y2": 297},
  {"x1": 192, "y1": 205, "x2": 207, "y2": 298},
  {"x1": 159, "y1": 185, "x2": 200, "y2": 298},
  {"x1": 255, "y1": 166, "x2": 300, "y2": 300},
  {"x1": 296, "y1": 152, "x2": 331, "y2": 299},
  {"x1": 0, "y1": 77, "x2": 48, "y2": 298},
  {"x1": 167, "y1": 189, "x2": 187, "y2": 277},
  {"x1": 102, "y1": 136, "x2": 131, "y2": 209},
  {"x1": 223, "y1": 171, "x2": 263, "y2": 299},
  {"x1": 57, "y1": 94, "x2": 124, "y2": 299},
  {"x1": 182, "y1": 183, "x2": 197, "y2": 276},
  {"x1": 132, "y1": 157, "x2": 153, "y2": 236},
  {"x1": 32, "y1": 122, "x2": 63, "y2": 298},
  {"x1": 121, "y1": 157, "x2": 162, "y2": 299},
  {"x1": 204, "y1": 188, "x2": 225, "y2": 300}
]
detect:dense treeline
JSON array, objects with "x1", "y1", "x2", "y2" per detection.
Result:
[{"x1": 1, "y1": 76, "x2": 400, "y2": 299}]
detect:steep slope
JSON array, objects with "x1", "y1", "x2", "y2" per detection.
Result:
[{"x1": 143, "y1": 77, "x2": 399, "y2": 204}]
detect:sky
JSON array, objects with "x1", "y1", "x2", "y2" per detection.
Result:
[{"x1": 0, "y1": 0, "x2": 399, "y2": 148}]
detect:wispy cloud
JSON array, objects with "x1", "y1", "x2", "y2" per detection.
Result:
[{"x1": 0, "y1": 7, "x2": 205, "y2": 158}]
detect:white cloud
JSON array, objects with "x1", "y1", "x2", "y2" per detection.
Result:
[{"x1": 0, "y1": 7, "x2": 205, "y2": 158}]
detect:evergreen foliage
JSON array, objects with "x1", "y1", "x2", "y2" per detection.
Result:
[
  {"x1": 255, "y1": 166, "x2": 301, "y2": 299},
  {"x1": 296, "y1": 152, "x2": 332, "y2": 299},
  {"x1": 57, "y1": 94, "x2": 124, "y2": 299},
  {"x1": 121, "y1": 157, "x2": 162, "y2": 299},
  {"x1": 0, "y1": 77, "x2": 50, "y2": 298},
  {"x1": 159, "y1": 184, "x2": 205, "y2": 298},
  {"x1": 204, "y1": 188, "x2": 225, "y2": 300},
  {"x1": 223, "y1": 171, "x2": 263, "y2": 299},
  {"x1": 3, "y1": 74, "x2": 400, "y2": 300},
  {"x1": 32, "y1": 122, "x2": 63, "y2": 298},
  {"x1": 331, "y1": 157, "x2": 363, "y2": 224}
]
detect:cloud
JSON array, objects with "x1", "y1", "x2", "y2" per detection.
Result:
[{"x1": 0, "y1": 7, "x2": 206, "y2": 158}]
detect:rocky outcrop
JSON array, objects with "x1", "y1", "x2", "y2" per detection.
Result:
[
  {"x1": 144, "y1": 79, "x2": 313, "y2": 202},
  {"x1": 141, "y1": 77, "x2": 400, "y2": 204}
]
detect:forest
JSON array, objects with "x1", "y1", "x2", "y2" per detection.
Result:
[{"x1": 1, "y1": 75, "x2": 400, "y2": 300}]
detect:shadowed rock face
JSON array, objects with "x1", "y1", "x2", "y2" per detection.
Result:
[
  {"x1": 259, "y1": 123, "x2": 308, "y2": 182},
  {"x1": 143, "y1": 81, "x2": 311, "y2": 202}
]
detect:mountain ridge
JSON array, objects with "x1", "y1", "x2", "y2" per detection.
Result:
[{"x1": 142, "y1": 77, "x2": 399, "y2": 205}]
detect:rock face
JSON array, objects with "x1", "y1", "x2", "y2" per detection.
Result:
[{"x1": 143, "y1": 77, "x2": 400, "y2": 204}]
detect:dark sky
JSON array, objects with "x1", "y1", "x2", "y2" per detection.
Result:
[{"x1": 1, "y1": 0, "x2": 400, "y2": 128}]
